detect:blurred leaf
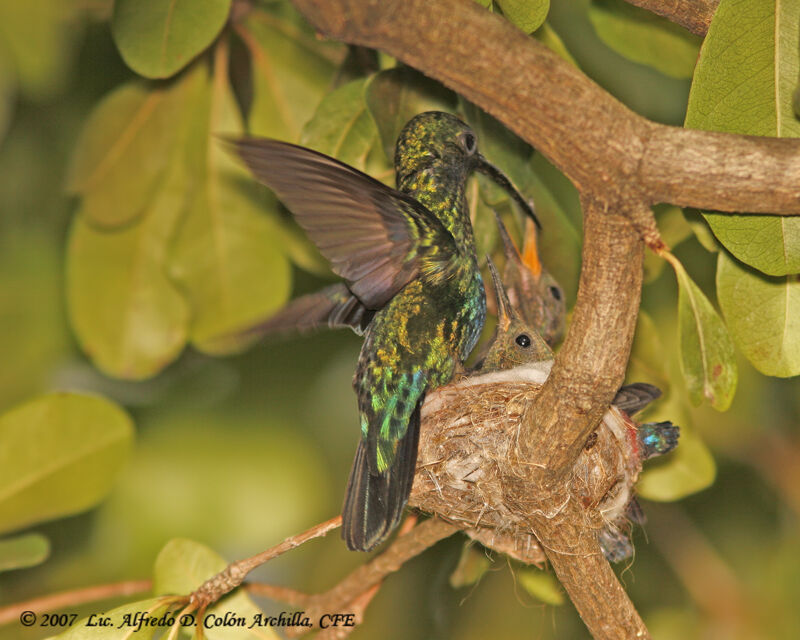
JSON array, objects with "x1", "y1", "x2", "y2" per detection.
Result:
[
  {"x1": 112, "y1": 0, "x2": 231, "y2": 78},
  {"x1": 300, "y1": 77, "x2": 377, "y2": 170},
  {"x1": 0, "y1": 58, "x2": 14, "y2": 143},
  {"x1": 517, "y1": 567, "x2": 564, "y2": 605},
  {"x1": 496, "y1": 0, "x2": 549, "y2": 34},
  {"x1": 589, "y1": 0, "x2": 701, "y2": 79},
  {"x1": 683, "y1": 208, "x2": 719, "y2": 253},
  {"x1": 643, "y1": 205, "x2": 693, "y2": 283},
  {"x1": 50, "y1": 598, "x2": 168, "y2": 639},
  {"x1": 170, "y1": 46, "x2": 291, "y2": 353},
  {"x1": 473, "y1": 0, "x2": 492, "y2": 8},
  {"x1": 0, "y1": 392, "x2": 133, "y2": 535},
  {"x1": 276, "y1": 219, "x2": 332, "y2": 278},
  {"x1": 469, "y1": 178, "x2": 499, "y2": 261},
  {"x1": 154, "y1": 538, "x2": 278, "y2": 639},
  {"x1": 533, "y1": 22, "x2": 579, "y2": 66},
  {"x1": 241, "y1": 10, "x2": 342, "y2": 141},
  {"x1": 669, "y1": 256, "x2": 737, "y2": 410},
  {"x1": 67, "y1": 81, "x2": 184, "y2": 228},
  {"x1": 366, "y1": 66, "x2": 456, "y2": 161},
  {"x1": 0, "y1": 0, "x2": 75, "y2": 98},
  {"x1": 717, "y1": 251, "x2": 800, "y2": 377},
  {"x1": 449, "y1": 542, "x2": 491, "y2": 588},
  {"x1": 626, "y1": 310, "x2": 670, "y2": 393},
  {"x1": 686, "y1": 0, "x2": 800, "y2": 276},
  {"x1": 0, "y1": 532, "x2": 49, "y2": 572}
]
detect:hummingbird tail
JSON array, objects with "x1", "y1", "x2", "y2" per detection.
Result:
[{"x1": 341, "y1": 402, "x2": 421, "y2": 552}]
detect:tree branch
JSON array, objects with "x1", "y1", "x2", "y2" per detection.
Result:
[{"x1": 623, "y1": 0, "x2": 719, "y2": 36}]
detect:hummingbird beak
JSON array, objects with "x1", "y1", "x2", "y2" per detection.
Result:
[
  {"x1": 476, "y1": 154, "x2": 541, "y2": 229},
  {"x1": 485, "y1": 256, "x2": 513, "y2": 331}
]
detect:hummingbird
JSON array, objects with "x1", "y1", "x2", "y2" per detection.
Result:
[{"x1": 231, "y1": 111, "x2": 539, "y2": 551}]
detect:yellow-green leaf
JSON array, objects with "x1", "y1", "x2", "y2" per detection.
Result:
[
  {"x1": 112, "y1": 0, "x2": 232, "y2": 79},
  {"x1": 66, "y1": 81, "x2": 184, "y2": 228},
  {"x1": 0, "y1": 392, "x2": 133, "y2": 535},
  {"x1": 0, "y1": 532, "x2": 49, "y2": 572},
  {"x1": 154, "y1": 538, "x2": 278, "y2": 639},
  {"x1": 170, "y1": 49, "x2": 291, "y2": 353},
  {"x1": 449, "y1": 542, "x2": 491, "y2": 588},
  {"x1": 241, "y1": 11, "x2": 342, "y2": 141},
  {"x1": 686, "y1": 0, "x2": 800, "y2": 275},
  {"x1": 669, "y1": 257, "x2": 737, "y2": 410},
  {"x1": 533, "y1": 22, "x2": 579, "y2": 67},
  {"x1": 496, "y1": 0, "x2": 549, "y2": 34},
  {"x1": 717, "y1": 251, "x2": 800, "y2": 377},
  {"x1": 517, "y1": 567, "x2": 564, "y2": 605},
  {"x1": 300, "y1": 77, "x2": 378, "y2": 170}
]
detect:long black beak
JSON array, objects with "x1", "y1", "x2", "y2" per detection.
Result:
[
  {"x1": 476, "y1": 154, "x2": 541, "y2": 229},
  {"x1": 485, "y1": 255, "x2": 514, "y2": 331}
]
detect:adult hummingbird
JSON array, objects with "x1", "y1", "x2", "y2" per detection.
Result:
[{"x1": 231, "y1": 111, "x2": 538, "y2": 551}]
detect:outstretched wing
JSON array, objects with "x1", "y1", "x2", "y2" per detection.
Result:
[{"x1": 230, "y1": 138, "x2": 458, "y2": 309}]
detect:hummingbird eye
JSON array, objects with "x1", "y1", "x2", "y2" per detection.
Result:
[
  {"x1": 549, "y1": 285, "x2": 562, "y2": 301},
  {"x1": 459, "y1": 132, "x2": 477, "y2": 155},
  {"x1": 515, "y1": 333, "x2": 532, "y2": 348}
]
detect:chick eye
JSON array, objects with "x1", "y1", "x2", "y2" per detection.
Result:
[
  {"x1": 516, "y1": 333, "x2": 531, "y2": 348},
  {"x1": 460, "y1": 132, "x2": 477, "y2": 155},
  {"x1": 549, "y1": 285, "x2": 562, "y2": 301}
]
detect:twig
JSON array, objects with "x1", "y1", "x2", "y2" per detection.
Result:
[
  {"x1": 244, "y1": 583, "x2": 311, "y2": 606},
  {"x1": 0, "y1": 580, "x2": 153, "y2": 626},
  {"x1": 190, "y1": 516, "x2": 342, "y2": 608},
  {"x1": 622, "y1": 0, "x2": 719, "y2": 36}
]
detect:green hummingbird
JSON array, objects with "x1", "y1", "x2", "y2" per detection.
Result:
[{"x1": 231, "y1": 111, "x2": 538, "y2": 551}]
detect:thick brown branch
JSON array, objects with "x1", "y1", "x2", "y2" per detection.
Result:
[
  {"x1": 623, "y1": 0, "x2": 719, "y2": 36},
  {"x1": 293, "y1": 0, "x2": 800, "y2": 215}
]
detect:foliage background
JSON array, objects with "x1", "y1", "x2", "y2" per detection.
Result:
[{"x1": 0, "y1": 0, "x2": 798, "y2": 638}]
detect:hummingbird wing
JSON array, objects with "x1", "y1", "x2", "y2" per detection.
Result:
[
  {"x1": 224, "y1": 283, "x2": 373, "y2": 338},
  {"x1": 612, "y1": 382, "x2": 662, "y2": 416},
  {"x1": 230, "y1": 138, "x2": 458, "y2": 309}
]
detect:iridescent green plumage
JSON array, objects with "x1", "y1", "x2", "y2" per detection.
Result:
[{"x1": 231, "y1": 111, "x2": 537, "y2": 551}]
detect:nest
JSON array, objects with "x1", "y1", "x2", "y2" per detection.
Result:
[{"x1": 409, "y1": 371, "x2": 643, "y2": 565}]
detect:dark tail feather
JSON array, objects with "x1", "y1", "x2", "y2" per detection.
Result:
[
  {"x1": 341, "y1": 402, "x2": 421, "y2": 551},
  {"x1": 612, "y1": 382, "x2": 662, "y2": 416}
]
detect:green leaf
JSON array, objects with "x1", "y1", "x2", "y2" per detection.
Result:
[
  {"x1": 242, "y1": 11, "x2": 342, "y2": 141},
  {"x1": 589, "y1": 0, "x2": 701, "y2": 79},
  {"x1": 49, "y1": 598, "x2": 169, "y2": 639},
  {"x1": 449, "y1": 542, "x2": 491, "y2": 589},
  {"x1": 496, "y1": 0, "x2": 550, "y2": 34},
  {"x1": 0, "y1": 532, "x2": 49, "y2": 572},
  {"x1": 643, "y1": 205, "x2": 693, "y2": 284},
  {"x1": 170, "y1": 50, "x2": 291, "y2": 354},
  {"x1": 299, "y1": 77, "x2": 378, "y2": 170},
  {"x1": 717, "y1": 251, "x2": 800, "y2": 377},
  {"x1": 366, "y1": 66, "x2": 456, "y2": 161},
  {"x1": 0, "y1": 0, "x2": 75, "y2": 98},
  {"x1": 685, "y1": 0, "x2": 800, "y2": 275},
  {"x1": 670, "y1": 257, "x2": 737, "y2": 410},
  {"x1": 66, "y1": 81, "x2": 184, "y2": 228},
  {"x1": 626, "y1": 310, "x2": 670, "y2": 394},
  {"x1": 0, "y1": 392, "x2": 133, "y2": 535},
  {"x1": 517, "y1": 567, "x2": 564, "y2": 605},
  {"x1": 112, "y1": 0, "x2": 232, "y2": 79},
  {"x1": 154, "y1": 538, "x2": 279, "y2": 639}
]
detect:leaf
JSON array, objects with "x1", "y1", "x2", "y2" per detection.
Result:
[
  {"x1": 643, "y1": 205, "x2": 693, "y2": 283},
  {"x1": 0, "y1": 0, "x2": 75, "y2": 98},
  {"x1": 154, "y1": 538, "x2": 278, "y2": 639},
  {"x1": 496, "y1": 0, "x2": 550, "y2": 34},
  {"x1": 299, "y1": 77, "x2": 378, "y2": 170},
  {"x1": 112, "y1": 0, "x2": 232, "y2": 79},
  {"x1": 66, "y1": 81, "x2": 184, "y2": 228},
  {"x1": 0, "y1": 392, "x2": 133, "y2": 535},
  {"x1": 0, "y1": 532, "x2": 49, "y2": 572},
  {"x1": 626, "y1": 310, "x2": 670, "y2": 394},
  {"x1": 717, "y1": 251, "x2": 800, "y2": 377},
  {"x1": 685, "y1": 0, "x2": 800, "y2": 276},
  {"x1": 449, "y1": 542, "x2": 491, "y2": 588},
  {"x1": 366, "y1": 66, "x2": 456, "y2": 161},
  {"x1": 49, "y1": 598, "x2": 169, "y2": 639},
  {"x1": 669, "y1": 256, "x2": 737, "y2": 410},
  {"x1": 240, "y1": 11, "x2": 342, "y2": 141},
  {"x1": 169, "y1": 46, "x2": 291, "y2": 353},
  {"x1": 517, "y1": 567, "x2": 564, "y2": 605},
  {"x1": 589, "y1": 0, "x2": 701, "y2": 79}
]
